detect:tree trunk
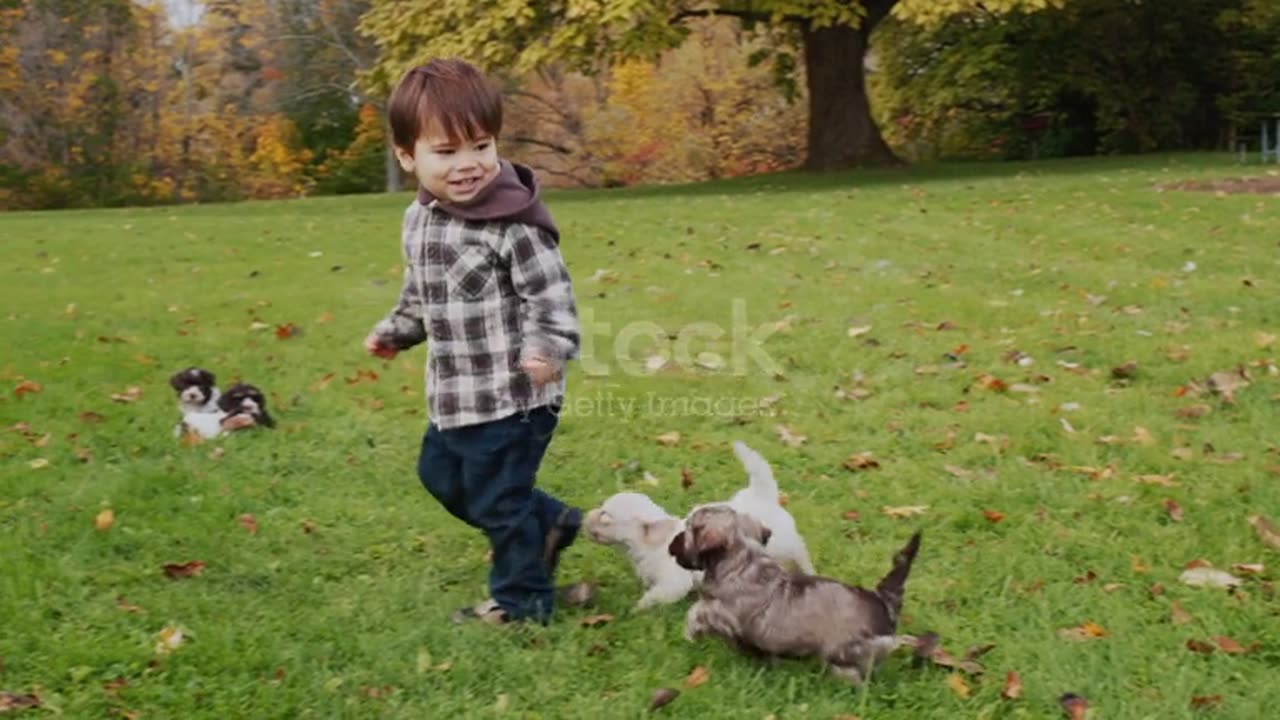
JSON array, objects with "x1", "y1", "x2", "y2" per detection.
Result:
[
  {"x1": 801, "y1": 15, "x2": 900, "y2": 170},
  {"x1": 385, "y1": 141, "x2": 402, "y2": 193}
]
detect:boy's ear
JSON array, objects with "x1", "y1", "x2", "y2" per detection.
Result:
[{"x1": 394, "y1": 145, "x2": 415, "y2": 172}]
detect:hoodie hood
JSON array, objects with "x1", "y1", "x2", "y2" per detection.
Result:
[{"x1": 417, "y1": 160, "x2": 559, "y2": 243}]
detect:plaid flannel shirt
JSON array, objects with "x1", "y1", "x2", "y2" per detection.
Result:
[{"x1": 374, "y1": 200, "x2": 580, "y2": 430}]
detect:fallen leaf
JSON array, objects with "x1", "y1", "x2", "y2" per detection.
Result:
[
  {"x1": 882, "y1": 505, "x2": 928, "y2": 519},
  {"x1": 976, "y1": 373, "x2": 1008, "y2": 392},
  {"x1": 1256, "y1": 332, "x2": 1276, "y2": 349},
  {"x1": 1111, "y1": 361, "x2": 1139, "y2": 379},
  {"x1": 309, "y1": 373, "x2": 336, "y2": 392},
  {"x1": 847, "y1": 325, "x2": 873, "y2": 338},
  {"x1": 239, "y1": 514, "x2": 258, "y2": 535},
  {"x1": 842, "y1": 452, "x2": 880, "y2": 471},
  {"x1": 983, "y1": 509, "x2": 1005, "y2": 523},
  {"x1": 155, "y1": 626, "x2": 184, "y2": 654},
  {"x1": 1164, "y1": 499, "x2": 1184, "y2": 522},
  {"x1": 1185, "y1": 638, "x2": 1216, "y2": 655},
  {"x1": 680, "y1": 467, "x2": 694, "y2": 490},
  {"x1": 1207, "y1": 366, "x2": 1250, "y2": 404},
  {"x1": 580, "y1": 614, "x2": 614, "y2": 627},
  {"x1": 1171, "y1": 447, "x2": 1194, "y2": 461},
  {"x1": 649, "y1": 688, "x2": 680, "y2": 711},
  {"x1": 0, "y1": 692, "x2": 41, "y2": 712},
  {"x1": 684, "y1": 665, "x2": 709, "y2": 688},
  {"x1": 1247, "y1": 515, "x2": 1280, "y2": 550},
  {"x1": 946, "y1": 673, "x2": 971, "y2": 699},
  {"x1": 1133, "y1": 426, "x2": 1155, "y2": 446},
  {"x1": 95, "y1": 509, "x2": 114, "y2": 531},
  {"x1": 1059, "y1": 693, "x2": 1089, "y2": 720},
  {"x1": 162, "y1": 560, "x2": 206, "y2": 579},
  {"x1": 301, "y1": 519, "x2": 317, "y2": 534},
  {"x1": 110, "y1": 386, "x2": 143, "y2": 403},
  {"x1": 1190, "y1": 695, "x2": 1223, "y2": 710},
  {"x1": 776, "y1": 491, "x2": 789, "y2": 506},
  {"x1": 1001, "y1": 671, "x2": 1023, "y2": 700},
  {"x1": 13, "y1": 379, "x2": 42, "y2": 397},
  {"x1": 943, "y1": 464, "x2": 971, "y2": 478},
  {"x1": 116, "y1": 596, "x2": 145, "y2": 614},
  {"x1": 1176, "y1": 404, "x2": 1212, "y2": 419},
  {"x1": 775, "y1": 424, "x2": 807, "y2": 448},
  {"x1": 317, "y1": 312, "x2": 334, "y2": 324},
  {"x1": 655, "y1": 431, "x2": 681, "y2": 447},
  {"x1": 842, "y1": 509, "x2": 861, "y2": 521},
  {"x1": 1072, "y1": 570, "x2": 1097, "y2": 585},
  {"x1": 492, "y1": 692, "x2": 509, "y2": 711},
  {"x1": 28, "y1": 458, "x2": 49, "y2": 470},
  {"x1": 1179, "y1": 567, "x2": 1242, "y2": 589},
  {"x1": 1102, "y1": 583, "x2": 1126, "y2": 593},
  {"x1": 275, "y1": 323, "x2": 303, "y2": 340},
  {"x1": 1170, "y1": 601, "x2": 1193, "y2": 625},
  {"x1": 1214, "y1": 636, "x2": 1258, "y2": 654},
  {"x1": 1231, "y1": 562, "x2": 1264, "y2": 575},
  {"x1": 1058, "y1": 621, "x2": 1108, "y2": 641},
  {"x1": 79, "y1": 411, "x2": 105, "y2": 423},
  {"x1": 1136, "y1": 473, "x2": 1179, "y2": 487}
]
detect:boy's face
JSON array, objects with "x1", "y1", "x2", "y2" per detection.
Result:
[{"x1": 396, "y1": 128, "x2": 500, "y2": 204}]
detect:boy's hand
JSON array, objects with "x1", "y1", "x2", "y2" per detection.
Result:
[
  {"x1": 520, "y1": 355, "x2": 559, "y2": 388},
  {"x1": 364, "y1": 331, "x2": 399, "y2": 359}
]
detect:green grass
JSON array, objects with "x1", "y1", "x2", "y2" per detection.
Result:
[{"x1": 2, "y1": 153, "x2": 1279, "y2": 719}]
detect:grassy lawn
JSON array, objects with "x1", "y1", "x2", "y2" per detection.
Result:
[{"x1": 2, "y1": 153, "x2": 1278, "y2": 719}]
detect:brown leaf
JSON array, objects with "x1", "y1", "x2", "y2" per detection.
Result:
[
  {"x1": 943, "y1": 464, "x2": 971, "y2": 478},
  {"x1": 882, "y1": 505, "x2": 928, "y2": 519},
  {"x1": 116, "y1": 595, "x2": 145, "y2": 614},
  {"x1": 0, "y1": 692, "x2": 42, "y2": 712},
  {"x1": 684, "y1": 665, "x2": 709, "y2": 688},
  {"x1": 946, "y1": 673, "x2": 971, "y2": 699},
  {"x1": 310, "y1": 373, "x2": 336, "y2": 392},
  {"x1": 1059, "y1": 693, "x2": 1089, "y2": 720},
  {"x1": 1170, "y1": 601, "x2": 1193, "y2": 625},
  {"x1": 1231, "y1": 562, "x2": 1264, "y2": 575},
  {"x1": 1133, "y1": 426, "x2": 1155, "y2": 446},
  {"x1": 13, "y1": 379, "x2": 42, "y2": 398},
  {"x1": 579, "y1": 614, "x2": 614, "y2": 628},
  {"x1": 841, "y1": 509, "x2": 861, "y2": 521},
  {"x1": 79, "y1": 411, "x2": 105, "y2": 423},
  {"x1": 1058, "y1": 621, "x2": 1108, "y2": 641},
  {"x1": 162, "y1": 560, "x2": 206, "y2": 579},
  {"x1": 1186, "y1": 638, "x2": 1216, "y2": 654},
  {"x1": 94, "y1": 509, "x2": 114, "y2": 531},
  {"x1": 842, "y1": 452, "x2": 880, "y2": 471},
  {"x1": 680, "y1": 467, "x2": 694, "y2": 490},
  {"x1": 1248, "y1": 515, "x2": 1280, "y2": 550},
  {"x1": 1190, "y1": 695, "x2": 1223, "y2": 710},
  {"x1": 1213, "y1": 636, "x2": 1258, "y2": 654},
  {"x1": 1207, "y1": 366, "x2": 1250, "y2": 404},
  {"x1": 1111, "y1": 361, "x2": 1139, "y2": 379},
  {"x1": 963, "y1": 644, "x2": 996, "y2": 661},
  {"x1": 1176, "y1": 404, "x2": 1212, "y2": 419},
  {"x1": 239, "y1": 514, "x2": 258, "y2": 535},
  {"x1": 1072, "y1": 570, "x2": 1097, "y2": 585},
  {"x1": 649, "y1": 688, "x2": 680, "y2": 711},
  {"x1": 1164, "y1": 499, "x2": 1184, "y2": 522},
  {"x1": 1136, "y1": 473, "x2": 1179, "y2": 487},
  {"x1": 983, "y1": 509, "x2": 1005, "y2": 524},
  {"x1": 976, "y1": 373, "x2": 1008, "y2": 392},
  {"x1": 275, "y1": 323, "x2": 303, "y2": 340},
  {"x1": 1001, "y1": 671, "x2": 1023, "y2": 700},
  {"x1": 301, "y1": 519, "x2": 317, "y2": 534}
]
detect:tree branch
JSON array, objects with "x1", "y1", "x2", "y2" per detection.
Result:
[{"x1": 509, "y1": 136, "x2": 575, "y2": 154}]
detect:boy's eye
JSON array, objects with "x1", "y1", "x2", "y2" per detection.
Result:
[{"x1": 476, "y1": 141, "x2": 491, "y2": 151}]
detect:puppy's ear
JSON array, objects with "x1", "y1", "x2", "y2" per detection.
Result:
[{"x1": 641, "y1": 517, "x2": 676, "y2": 546}]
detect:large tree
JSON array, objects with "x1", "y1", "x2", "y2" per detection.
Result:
[{"x1": 359, "y1": 0, "x2": 1058, "y2": 171}]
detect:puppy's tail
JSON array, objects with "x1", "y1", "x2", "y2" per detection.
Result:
[
  {"x1": 875, "y1": 531, "x2": 922, "y2": 621},
  {"x1": 733, "y1": 441, "x2": 779, "y2": 501}
]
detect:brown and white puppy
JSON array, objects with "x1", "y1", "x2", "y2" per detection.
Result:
[
  {"x1": 669, "y1": 506, "x2": 921, "y2": 685},
  {"x1": 217, "y1": 383, "x2": 275, "y2": 429}
]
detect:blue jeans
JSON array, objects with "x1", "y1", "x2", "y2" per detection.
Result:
[{"x1": 417, "y1": 405, "x2": 569, "y2": 621}]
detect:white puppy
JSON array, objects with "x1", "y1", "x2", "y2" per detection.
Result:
[{"x1": 584, "y1": 441, "x2": 815, "y2": 610}]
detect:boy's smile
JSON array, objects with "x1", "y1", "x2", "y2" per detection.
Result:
[{"x1": 397, "y1": 132, "x2": 500, "y2": 204}]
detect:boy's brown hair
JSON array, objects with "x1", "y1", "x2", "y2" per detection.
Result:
[{"x1": 388, "y1": 58, "x2": 503, "y2": 153}]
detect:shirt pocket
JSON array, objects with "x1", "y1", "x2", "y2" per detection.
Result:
[{"x1": 442, "y1": 240, "x2": 498, "y2": 301}]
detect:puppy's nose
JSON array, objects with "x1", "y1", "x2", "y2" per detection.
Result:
[{"x1": 667, "y1": 532, "x2": 684, "y2": 557}]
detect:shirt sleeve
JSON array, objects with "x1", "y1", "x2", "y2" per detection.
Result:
[
  {"x1": 503, "y1": 223, "x2": 580, "y2": 365},
  {"x1": 371, "y1": 205, "x2": 428, "y2": 350}
]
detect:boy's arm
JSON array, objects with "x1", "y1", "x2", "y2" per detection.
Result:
[
  {"x1": 371, "y1": 209, "x2": 428, "y2": 350},
  {"x1": 504, "y1": 224, "x2": 580, "y2": 369}
]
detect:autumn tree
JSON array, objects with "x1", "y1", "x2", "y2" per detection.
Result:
[{"x1": 359, "y1": 0, "x2": 1060, "y2": 171}]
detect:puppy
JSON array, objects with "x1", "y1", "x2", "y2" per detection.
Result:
[
  {"x1": 669, "y1": 506, "x2": 922, "y2": 685},
  {"x1": 217, "y1": 383, "x2": 275, "y2": 429},
  {"x1": 169, "y1": 367, "x2": 220, "y2": 415},
  {"x1": 583, "y1": 441, "x2": 814, "y2": 610}
]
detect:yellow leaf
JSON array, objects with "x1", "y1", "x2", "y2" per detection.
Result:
[
  {"x1": 946, "y1": 673, "x2": 971, "y2": 699},
  {"x1": 655, "y1": 431, "x2": 681, "y2": 447},
  {"x1": 29, "y1": 458, "x2": 50, "y2": 469},
  {"x1": 95, "y1": 509, "x2": 115, "y2": 531},
  {"x1": 684, "y1": 665, "x2": 709, "y2": 688},
  {"x1": 882, "y1": 505, "x2": 928, "y2": 519}
]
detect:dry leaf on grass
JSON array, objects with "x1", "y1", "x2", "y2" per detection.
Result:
[
  {"x1": 1179, "y1": 567, "x2": 1242, "y2": 589},
  {"x1": 1001, "y1": 671, "x2": 1023, "y2": 700},
  {"x1": 239, "y1": 514, "x2": 258, "y2": 535},
  {"x1": 1058, "y1": 621, "x2": 1108, "y2": 641},
  {"x1": 580, "y1": 614, "x2": 614, "y2": 628},
  {"x1": 946, "y1": 673, "x2": 971, "y2": 699},
  {"x1": 1170, "y1": 601, "x2": 1193, "y2": 625},
  {"x1": 680, "y1": 468, "x2": 694, "y2": 490},
  {"x1": 154, "y1": 626, "x2": 185, "y2": 654},
  {"x1": 1248, "y1": 515, "x2": 1280, "y2": 550},
  {"x1": 649, "y1": 688, "x2": 680, "y2": 711},
  {"x1": 655, "y1": 431, "x2": 681, "y2": 447},
  {"x1": 28, "y1": 458, "x2": 49, "y2": 470},
  {"x1": 110, "y1": 386, "x2": 143, "y2": 403},
  {"x1": 162, "y1": 560, "x2": 206, "y2": 579},
  {"x1": 1190, "y1": 695, "x2": 1224, "y2": 710},
  {"x1": 1185, "y1": 638, "x2": 1216, "y2": 655},
  {"x1": 1231, "y1": 562, "x2": 1264, "y2": 575},
  {"x1": 1207, "y1": 366, "x2": 1250, "y2": 403},
  {"x1": 1214, "y1": 636, "x2": 1260, "y2": 654},
  {"x1": 13, "y1": 380, "x2": 42, "y2": 397},
  {"x1": 94, "y1": 509, "x2": 114, "y2": 531},
  {"x1": 684, "y1": 665, "x2": 709, "y2": 688},
  {"x1": 1059, "y1": 693, "x2": 1089, "y2": 720},
  {"x1": 1164, "y1": 499, "x2": 1184, "y2": 522},
  {"x1": 983, "y1": 509, "x2": 1006, "y2": 523},
  {"x1": 775, "y1": 424, "x2": 807, "y2": 447},
  {"x1": 882, "y1": 505, "x2": 928, "y2": 519},
  {"x1": 842, "y1": 452, "x2": 880, "y2": 471},
  {"x1": 116, "y1": 596, "x2": 145, "y2": 614},
  {"x1": 0, "y1": 692, "x2": 42, "y2": 712}
]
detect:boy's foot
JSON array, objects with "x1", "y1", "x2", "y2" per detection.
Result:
[
  {"x1": 450, "y1": 598, "x2": 513, "y2": 626},
  {"x1": 543, "y1": 507, "x2": 582, "y2": 577}
]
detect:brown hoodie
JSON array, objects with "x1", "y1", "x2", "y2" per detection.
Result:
[{"x1": 416, "y1": 160, "x2": 560, "y2": 243}]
